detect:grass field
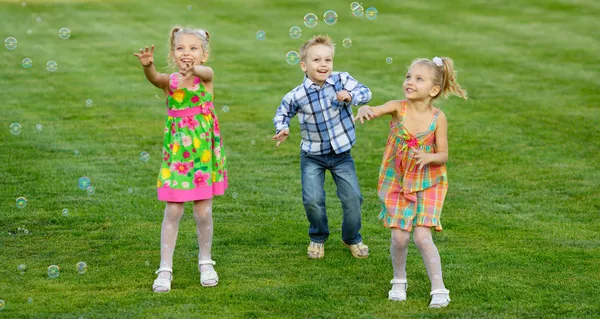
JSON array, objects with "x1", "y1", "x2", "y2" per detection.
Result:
[{"x1": 1, "y1": 0, "x2": 599, "y2": 318}]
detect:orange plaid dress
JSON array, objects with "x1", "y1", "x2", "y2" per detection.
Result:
[{"x1": 378, "y1": 100, "x2": 448, "y2": 232}]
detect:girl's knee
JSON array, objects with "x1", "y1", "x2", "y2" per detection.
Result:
[
  {"x1": 413, "y1": 227, "x2": 434, "y2": 249},
  {"x1": 165, "y1": 203, "x2": 184, "y2": 219},
  {"x1": 391, "y1": 229, "x2": 410, "y2": 249}
]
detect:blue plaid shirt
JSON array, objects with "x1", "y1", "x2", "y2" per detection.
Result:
[{"x1": 273, "y1": 72, "x2": 372, "y2": 155}]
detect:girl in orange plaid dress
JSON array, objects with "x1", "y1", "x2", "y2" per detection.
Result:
[{"x1": 354, "y1": 57, "x2": 467, "y2": 308}]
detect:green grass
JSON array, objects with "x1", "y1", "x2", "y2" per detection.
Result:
[{"x1": 1, "y1": 0, "x2": 599, "y2": 317}]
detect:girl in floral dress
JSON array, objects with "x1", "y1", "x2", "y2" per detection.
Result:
[
  {"x1": 134, "y1": 27, "x2": 227, "y2": 292},
  {"x1": 354, "y1": 57, "x2": 467, "y2": 308}
]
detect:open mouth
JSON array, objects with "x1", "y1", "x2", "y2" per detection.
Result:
[
  {"x1": 317, "y1": 70, "x2": 329, "y2": 75},
  {"x1": 405, "y1": 88, "x2": 416, "y2": 93},
  {"x1": 181, "y1": 58, "x2": 194, "y2": 64}
]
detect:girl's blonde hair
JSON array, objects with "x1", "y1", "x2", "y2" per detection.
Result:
[
  {"x1": 167, "y1": 27, "x2": 210, "y2": 69},
  {"x1": 411, "y1": 57, "x2": 467, "y2": 100}
]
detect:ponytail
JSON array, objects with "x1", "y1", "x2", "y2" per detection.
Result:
[{"x1": 438, "y1": 57, "x2": 467, "y2": 100}]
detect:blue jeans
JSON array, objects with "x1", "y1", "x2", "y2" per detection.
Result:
[{"x1": 300, "y1": 150, "x2": 363, "y2": 245}]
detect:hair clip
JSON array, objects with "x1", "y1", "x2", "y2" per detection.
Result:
[{"x1": 432, "y1": 57, "x2": 443, "y2": 67}]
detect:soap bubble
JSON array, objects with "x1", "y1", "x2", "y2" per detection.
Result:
[
  {"x1": 36, "y1": 124, "x2": 43, "y2": 132},
  {"x1": 85, "y1": 99, "x2": 93, "y2": 107},
  {"x1": 386, "y1": 57, "x2": 393, "y2": 64},
  {"x1": 62, "y1": 208, "x2": 69, "y2": 217},
  {"x1": 128, "y1": 188, "x2": 133, "y2": 194},
  {"x1": 342, "y1": 38, "x2": 352, "y2": 48},
  {"x1": 251, "y1": 140, "x2": 256, "y2": 145},
  {"x1": 187, "y1": 5, "x2": 192, "y2": 10},
  {"x1": 26, "y1": 29, "x2": 32, "y2": 35},
  {"x1": 289, "y1": 26, "x2": 301, "y2": 39},
  {"x1": 366, "y1": 7, "x2": 378, "y2": 20},
  {"x1": 47, "y1": 265, "x2": 60, "y2": 278},
  {"x1": 256, "y1": 30, "x2": 266, "y2": 40},
  {"x1": 4, "y1": 37, "x2": 17, "y2": 50},
  {"x1": 303, "y1": 13, "x2": 318, "y2": 28},
  {"x1": 58, "y1": 28, "x2": 70, "y2": 39},
  {"x1": 36, "y1": 17, "x2": 42, "y2": 23},
  {"x1": 78, "y1": 177, "x2": 91, "y2": 190},
  {"x1": 74, "y1": 150, "x2": 80, "y2": 155},
  {"x1": 17, "y1": 264, "x2": 27, "y2": 273},
  {"x1": 350, "y1": 2, "x2": 360, "y2": 10},
  {"x1": 140, "y1": 151, "x2": 150, "y2": 162},
  {"x1": 21, "y1": 58, "x2": 32, "y2": 68},
  {"x1": 10, "y1": 123, "x2": 22, "y2": 135},
  {"x1": 87, "y1": 186, "x2": 95, "y2": 195},
  {"x1": 286, "y1": 51, "x2": 300, "y2": 65},
  {"x1": 16, "y1": 197, "x2": 27, "y2": 209},
  {"x1": 221, "y1": 105, "x2": 230, "y2": 113},
  {"x1": 0, "y1": 300, "x2": 4, "y2": 310},
  {"x1": 352, "y1": 5, "x2": 364, "y2": 17},
  {"x1": 27, "y1": 297, "x2": 33, "y2": 304},
  {"x1": 323, "y1": 10, "x2": 338, "y2": 25},
  {"x1": 76, "y1": 261, "x2": 87, "y2": 274},
  {"x1": 22, "y1": 2, "x2": 26, "y2": 6},
  {"x1": 46, "y1": 60, "x2": 58, "y2": 72},
  {"x1": 232, "y1": 192, "x2": 238, "y2": 199}
]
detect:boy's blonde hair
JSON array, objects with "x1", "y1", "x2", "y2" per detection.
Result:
[
  {"x1": 166, "y1": 26, "x2": 210, "y2": 69},
  {"x1": 410, "y1": 57, "x2": 467, "y2": 100},
  {"x1": 299, "y1": 35, "x2": 335, "y2": 61}
]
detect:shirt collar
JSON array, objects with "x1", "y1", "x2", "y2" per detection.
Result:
[{"x1": 302, "y1": 74, "x2": 335, "y2": 90}]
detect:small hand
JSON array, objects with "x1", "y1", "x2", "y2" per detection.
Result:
[
  {"x1": 336, "y1": 90, "x2": 352, "y2": 102},
  {"x1": 133, "y1": 45, "x2": 155, "y2": 67},
  {"x1": 179, "y1": 63, "x2": 195, "y2": 77},
  {"x1": 272, "y1": 128, "x2": 290, "y2": 148},
  {"x1": 413, "y1": 149, "x2": 432, "y2": 169},
  {"x1": 353, "y1": 105, "x2": 375, "y2": 124}
]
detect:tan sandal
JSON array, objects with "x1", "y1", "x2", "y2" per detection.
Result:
[
  {"x1": 307, "y1": 241, "x2": 324, "y2": 259},
  {"x1": 343, "y1": 241, "x2": 369, "y2": 258}
]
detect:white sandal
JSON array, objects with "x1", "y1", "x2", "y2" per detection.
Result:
[
  {"x1": 198, "y1": 260, "x2": 219, "y2": 287},
  {"x1": 388, "y1": 279, "x2": 408, "y2": 301},
  {"x1": 429, "y1": 288, "x2": 450, "y2": 308},
  {"x1": 152, "y1": 267, "x2": 173, "y2": 293}
]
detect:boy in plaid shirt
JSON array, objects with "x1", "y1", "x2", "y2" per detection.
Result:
[{"x1": 272, "y1": 35, "x2": 372, "y2": 259}]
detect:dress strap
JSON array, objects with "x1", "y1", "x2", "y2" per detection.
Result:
[
  {"x1": 399, "y1": 100, "x2": 408, "y2": 122},
  {"x1": 428, "y1": 109, "x2": 441, "y2": 131},
  {"x1": 169, "y1": 73, "x2": 179, "y2": 92}
]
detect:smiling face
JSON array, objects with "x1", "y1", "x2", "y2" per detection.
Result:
[
  {"x1": 403, "y1": 63, "x2": 441, "y2": 101},
  {"x1": 172, "y1": 33, "x2": 208, "y2": 69},
  {"x1": 300, "y1": 44, "x2": 334, "y2": 86}
]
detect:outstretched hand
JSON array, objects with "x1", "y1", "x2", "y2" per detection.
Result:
[
  {"x1": 272, "y1": 128, "x2": 290, "y2": 148},
  {"x1": 133, "y1": 45, "x2": 155, "y2": 67},
  {"x1": 353, "y1": 105, "x2": 375, "y2": 124}
]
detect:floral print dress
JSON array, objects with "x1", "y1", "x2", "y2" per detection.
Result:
[{"x1": 157, "y1": 73, "x2": 227, "y2": 202}]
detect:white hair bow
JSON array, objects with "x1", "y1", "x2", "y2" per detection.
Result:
[{"x1": 432, "y1": 57, "x2": 443, "y2": 66}]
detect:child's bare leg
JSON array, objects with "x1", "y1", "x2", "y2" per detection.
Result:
[
  {"x1": 390, "y1": 228, "x2": 410, "y2": 290},
  {"x1": 193, "y1": 199, "x2": 216, "y2": 285},
  {"x1": 158, "y1": 202, "x2": 184, "y2": 280},
  {"x1": 413, "y1": 226, "x2": 445, "y2": 291}
]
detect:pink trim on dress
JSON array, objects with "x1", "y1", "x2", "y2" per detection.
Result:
[
  {"x1": 169, "y1": 73, "x2": 179, "y2": 91},
  {"x1": 167, "y1": 101, "x2": 214, "y2": 117},
  {"x1": 157, "y1": 178, "x2": 228, "y2": 202}
]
